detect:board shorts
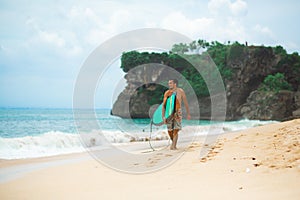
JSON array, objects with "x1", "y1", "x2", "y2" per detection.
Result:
[{"x1": 166, "y1": 109, "x2": 182, "y2": 130}]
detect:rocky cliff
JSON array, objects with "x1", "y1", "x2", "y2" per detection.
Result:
[
  {"x1": 111, "y1": 64, "x2": 177, "y2": 118},
  {"x1": 225, "y1": 46, "x2": 280, "y2": 119},
  {"x1": 111, "y1": 45, "x2": 300, "y2": 121},
  {"x1": 238, "y1": 90, "x2": 295, "y2": 120}
]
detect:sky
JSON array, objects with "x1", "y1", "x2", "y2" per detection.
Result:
[{"x1": 0, "y1": 0, "x2": 299, "y2": 108}]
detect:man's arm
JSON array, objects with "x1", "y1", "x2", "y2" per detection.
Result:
[
  {"x1": 182, "y1": 90, "x2": 191, "y2": 120},
  {"x1": 162, "y1": 90, "x2": 173, "y2": 123},
  {"x1": 162, "y1": 91, "x2": 168, "y2": 123}
]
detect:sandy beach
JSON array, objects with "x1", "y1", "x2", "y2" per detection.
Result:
[{"x1": 0, "y1": 119, "x2": 299, "y2": 200}]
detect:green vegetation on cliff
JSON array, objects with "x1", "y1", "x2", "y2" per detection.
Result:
[
  {"x1": 120, "y1": 40, "x2": 300, "y2": 107},
  {"x1": 259, "y1": 73, "x2": 292, "y2": 93}
]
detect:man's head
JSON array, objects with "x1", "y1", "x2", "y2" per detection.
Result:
[{"x1": 168, "y1": 79, "x2": 178, "y2": 89}]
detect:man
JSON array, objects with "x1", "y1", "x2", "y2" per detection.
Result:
[{"x1": 162, "y1": 79, "x2": 191, "y2": 150}]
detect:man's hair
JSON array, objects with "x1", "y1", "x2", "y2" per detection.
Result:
[{"x1": 170, "y1": 79, "x2": 178, "y2": 85}]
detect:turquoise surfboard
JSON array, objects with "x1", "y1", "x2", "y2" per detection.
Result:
[{"x1": 152, "y1": 93, "x2": 176, "y2": 125}]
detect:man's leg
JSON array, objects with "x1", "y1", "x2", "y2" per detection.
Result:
[
  {"x1": 170, "y1": 109, "x2": 181, "y2": 150},
  {"x1": 168, "y1": 130, "x2": 173, "y2": 141},
  {"x1": 167, "y1": 117, "x2": 175, "y2": 145},
  {"x1": 171, "y1": 129, "x2": 179, "y2": 150}
]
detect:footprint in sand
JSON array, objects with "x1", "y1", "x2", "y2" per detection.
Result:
[
  {"x1": 144, "y1": 152, "x2": 175, "y2": 167},
  {"x1": 199, "y1": 141, "x2": 224, "y2": 163},
  {"x1": 145, "y1": 159, "x2": 160, "y2": 167},
  {"x1": 186, "y1": 143, "x2": 202, "y2": 152}
]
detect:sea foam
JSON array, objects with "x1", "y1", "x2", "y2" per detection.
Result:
[{"x1": 0, "y1": 119, "x2": 277, "y2": 159}]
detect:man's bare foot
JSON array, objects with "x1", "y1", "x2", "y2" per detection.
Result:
[{"x1": 170, "y1": 146, "x2": 178, "y2": 150}]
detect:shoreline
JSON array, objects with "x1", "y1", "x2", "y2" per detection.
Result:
[
  {"x1": 0, "y1": 119, "x2": 277, "y2": 161},
  {"x1": 0, "y1": 119, "x2": 299, "y2": 199}
]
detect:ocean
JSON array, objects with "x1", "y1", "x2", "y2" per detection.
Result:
[{"x1": 0, "y1": 108, "x2": 277, "y2": 159}]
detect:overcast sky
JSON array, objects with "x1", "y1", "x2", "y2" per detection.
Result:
[{"x1": 1, "y1": 0, "x2": 299, "y2": 108}]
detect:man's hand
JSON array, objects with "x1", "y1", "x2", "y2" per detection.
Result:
[{"x1": 187, "y1": 114, "x2": 191, "y2": 120}]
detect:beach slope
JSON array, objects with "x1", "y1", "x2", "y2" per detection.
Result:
[{"x1": 0, "y1": 119, "x2": 299, "y2": 200}]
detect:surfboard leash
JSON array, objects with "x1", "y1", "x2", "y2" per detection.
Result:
[
  {"x1": 149, "y1": 120, "x2": 171, "y2": 152},
  {"x1": 149, "y1": 120, "x2": 155, "y2": 151}
]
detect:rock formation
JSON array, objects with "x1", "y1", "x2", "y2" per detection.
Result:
[{"x1": 112, "y1": 46, "x2": 300, "y2": 121}]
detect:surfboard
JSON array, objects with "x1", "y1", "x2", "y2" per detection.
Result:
[{"x1": 152, "y1": 92, "x2": 176, "y2": 125}]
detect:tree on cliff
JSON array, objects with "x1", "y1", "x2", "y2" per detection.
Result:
[
  {"x1": 116, "y1": 40, "x2": 300, "y2": 119},
  {"x1": 259, "y1": 73, "x2": 292, "y2": 93}
]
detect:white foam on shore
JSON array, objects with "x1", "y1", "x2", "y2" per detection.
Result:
[
  {"x1": 0, "y1": 129, "x2": 171, "y2": 159},
  {"x1": 0, "y1": 131, "x2": 83, "y2": 159},
  {"x1": 0, "y1": 119, "x2": 277, "y2": 159}
]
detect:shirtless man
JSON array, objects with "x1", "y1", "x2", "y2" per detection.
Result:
[{"x1": 162, "y1": 79, "x2": 191, "y2": 150}]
